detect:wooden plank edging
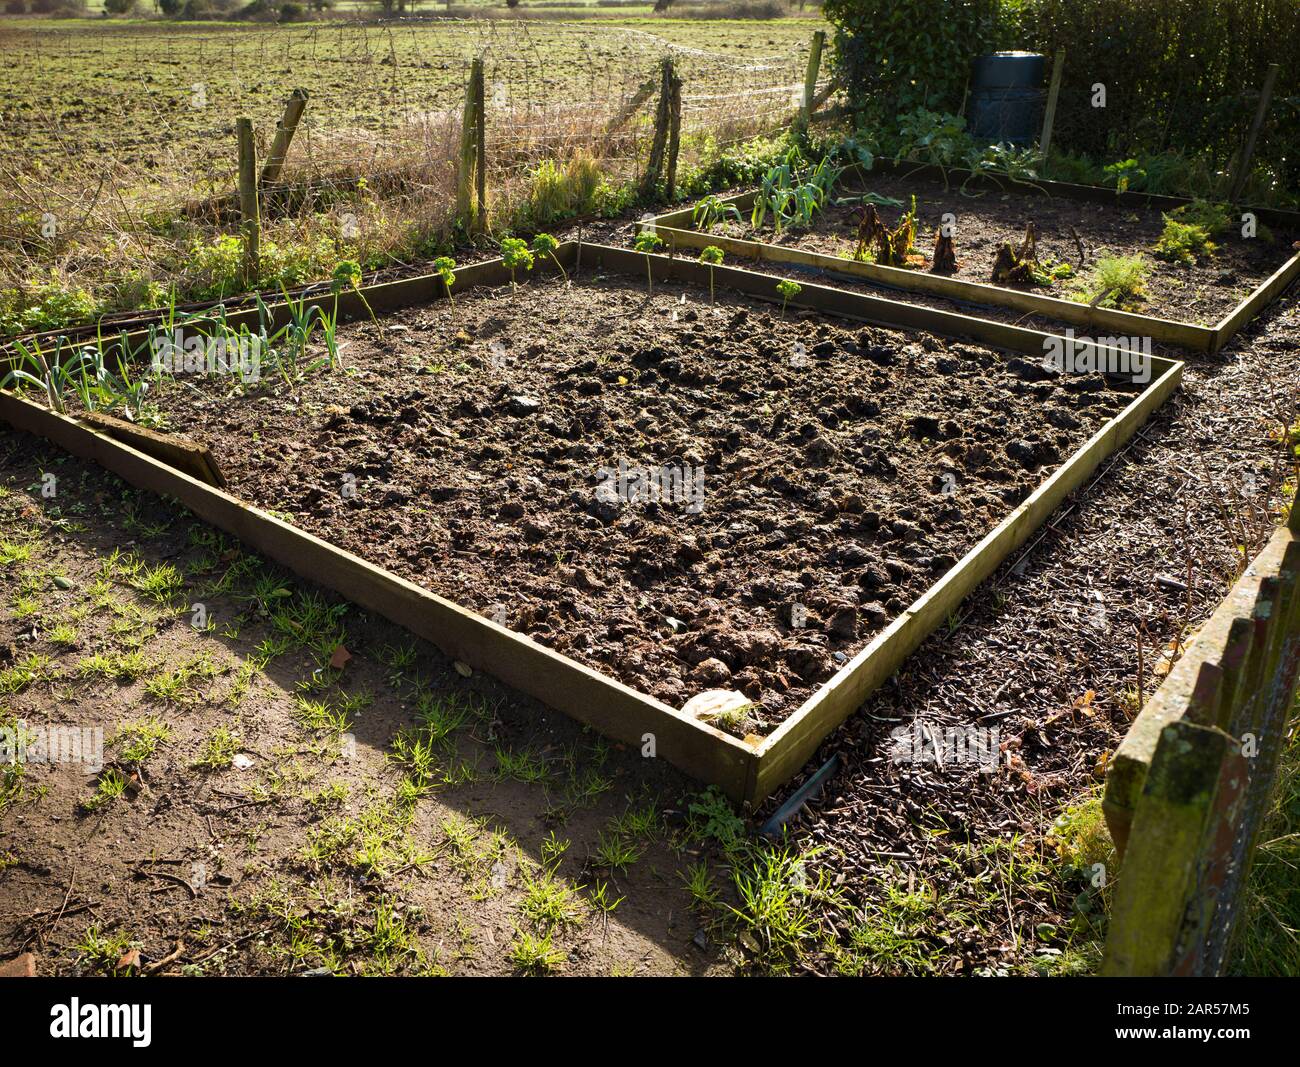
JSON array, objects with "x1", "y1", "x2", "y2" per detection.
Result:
[
  {"x1": 0, "y1": 389, "x2": 758, "y2": 800},
  {"x1": 0, "y1": 242, "x2": 1187, "y2": 809},
  {"x1": 651, "y1": 180, "x2": 1300, "y2": 357},
  {"x1": 653, "y1": 222, "x2": 1214, "y2": 352},
  {"x1": 751, "y1": 358, "x2": 1183, "y2": 801}
]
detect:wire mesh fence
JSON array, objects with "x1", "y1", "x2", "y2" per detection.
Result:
[{"x1": 0, "y1": 18, "x2": 830, "y2": 317}]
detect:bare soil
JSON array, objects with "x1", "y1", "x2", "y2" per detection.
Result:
[
  {"x1": 145, "y1": 273, "x2": 1138, "y2": 727},
  {"x1": 0, "y1": 440, "x2": 727, "y2": 977}
]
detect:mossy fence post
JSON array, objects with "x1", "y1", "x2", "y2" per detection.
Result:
[
  {"x1": 640, "y1": 56, "x2": 678, "y2": 200},
  {"x1": 260, "y1": 88, "x2": 309, "y2": 187},
  {"x1": 236, "y1": 117, "x2": 259, "y2": 289},
  {"x1": 799, "y1": 30, "x2": 826, "y2": 131},
  {"x1": 1102, "y1": 502, "x2": 1300, "y2": 975},
  {"x1": 457, "y1": 57, "x2": 487, "y2": 233}
]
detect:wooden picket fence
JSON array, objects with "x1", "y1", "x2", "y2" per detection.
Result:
[{"x1": 1102, "y1": 503, "x2": 1300, "y2": 975}]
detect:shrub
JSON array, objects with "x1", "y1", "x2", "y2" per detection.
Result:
[
  {"x1": 103, "y1": 0, "x2": 136, "y2": 12},
  {"x1": 279, "y1": 0, "x2": 305, "y2": 17},
  {"x1": 3, "y1": 0, "x2": 26, "y2": 12},
  {"x1": 1153, "y1": 200, "x2": 1231, "y2": 265},
  {"x1": 823, "y1": 0, "x2": 1007, "y2": 117},
  {"x1": 1021, "y1": 0, "x2": 1300, "y2": 191}
]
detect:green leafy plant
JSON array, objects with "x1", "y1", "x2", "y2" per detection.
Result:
[
  {"x1": 330, "y1": 259, "x2": 377, "y2": 328},
  {"x1": 499, "y1": 238, "x2": 535, "y2": 287},
  {"x1": 776, "y1": 278, "x2": 802, "y2": 317},
  {"x1": 1154, "y1": 201, "x2": 1231, "y2": 265},
  {"x1": 1074, "y1": 254, "x2": 1151, "y2": 310},
  {"x1": 692, "y1": 194, "x2": 742, "y2": 231},
  {"x1": 1102, "y1": 158, "x2": 1146, "y2": 195},
  {"x1": 698, "y1": 245, "x2": 724, "y2": 305},
  {"x1": 432, "y1": 256, "x2": 456, "y2": 307},
  {"x1": 531, "y1": 233, "x2": 567, "y2": 285},
  {"x1": 633, "y1": 230, "x2": 663, "y2": 294}
]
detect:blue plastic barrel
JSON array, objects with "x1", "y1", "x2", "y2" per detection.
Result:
[{"x1": 968, "y1": 52, "x2": 1046, "y2": 146}]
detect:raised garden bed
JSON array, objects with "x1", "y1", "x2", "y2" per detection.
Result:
[
  {"x1": 0, "y1": 244, "x2": 1183, "y2": 805},
  {"x1": 649, "y1": 165, "x2": 1300, "y2": 355}
]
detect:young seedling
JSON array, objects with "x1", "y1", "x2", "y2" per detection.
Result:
[
  {"x1": 432, "y1": 256, "x2": 456, "y2": 308},
  {"x1": 698, "y1": 245, "x2": 724, "y2": 306},
  {"x1": 499, "y1": 238, "x2": 535, "y2": 288},
  {"x1": 531, "y1": 233, "x2": 568, "y2": 286},
  {"x1": 633, "y1": 230, "x2": 663, "y2": 294},
  {"x1": 331, "y1": 259, "x2": 378, "y2": 329},
  {"x1": 776, "y1": 279, "x2": 801, "y2": 318}
]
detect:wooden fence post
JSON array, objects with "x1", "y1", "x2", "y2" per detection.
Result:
[
  {"x1": 1039, "y1": 50, "x2": 1065, "y2": 162},
  {"x1": 457, "y1": 58, "x2": 483, "y2": 229},
  {"x1": 1101, "y1": 718, "x2": 1240, "y2": 975},
  {"x1": 640, "y1": 57, "x2": 673, "y2": 199},
  {"x1": 474, "y1": 60, "x2": 487, "y2": 233},
  {"x1": 236, "y1": 117, "x2": 259, "y2": 288},
  {"x1": 665, "y1": 66, "x2": 683, "y2": 202},
  {"x1": 1229, "y1": 62, "x2": 1280, "y2": 204},
  {"x1": 260, "y1": 88, "x2": 309, "y2": 187},
  {"x1": 800, "y1": 30, "x2": 826, "y2": 130}
]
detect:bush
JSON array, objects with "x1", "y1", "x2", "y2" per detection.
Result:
[
  {"x1": 103, "y1": 0, "x2": 136, "y2": 12},
  {"x1": 3, "y1": 0, "x2": 26, "y2": 12},
  {"x1": 1021, "y1": 0, "x2": 1300, "y2": 189},
  {"x1": 824, "y1": 0, "x2": 1007, "y2": 117},
  {"x1": 279, "y1": 0, "x2": 305, "y2": 18},
  {"x1": 158, "y1": 0, "x2": 182, "y2": 12}
]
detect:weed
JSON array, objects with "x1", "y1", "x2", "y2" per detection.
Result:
[
  {"x1": 1074, "y1": 255, "x2": 1150, "y2": 310},
  {"x1": 82, "y1": 769, "x2": 129, "y2": 813},
  {"x1": 519, "y1": 868, "x2": 585, "y2": 932},
  {"x1": 0, "y1": 653, "x2": 57, "y2": 695},
  {"x1": 192, "y1": 726, "x2": 239, "y2": 771},
  {"x1": 509, "y1": 929, "x2": 565, "y2": 975},
  {"x1": 76, "y1": 650, "x2": 150, "y2": 684},
  {"x1": 728, "y1": 843, "x2": 844, "y2": 968},
  {"x1": 112, "y1": 717, "x2": 172, "y2": 765}
]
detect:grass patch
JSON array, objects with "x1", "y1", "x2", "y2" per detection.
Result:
[
  {"x1": 111, "y1": 716, "x2": 172, "y2": 766},
  {"x1": 192, "y1": 726, "x2": 239, "y2": 771}
]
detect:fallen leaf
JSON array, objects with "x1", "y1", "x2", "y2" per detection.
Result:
[{"x1": 329, "y1": 645, "x2": 352, "y2": 670}]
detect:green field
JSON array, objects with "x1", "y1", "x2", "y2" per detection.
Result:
[
  {"x1": 1, "y1": 13, "x2": 824, "y2": 174},
  {"x1": 0, "y1": 11, "x2": 827, "y2": 332}
]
